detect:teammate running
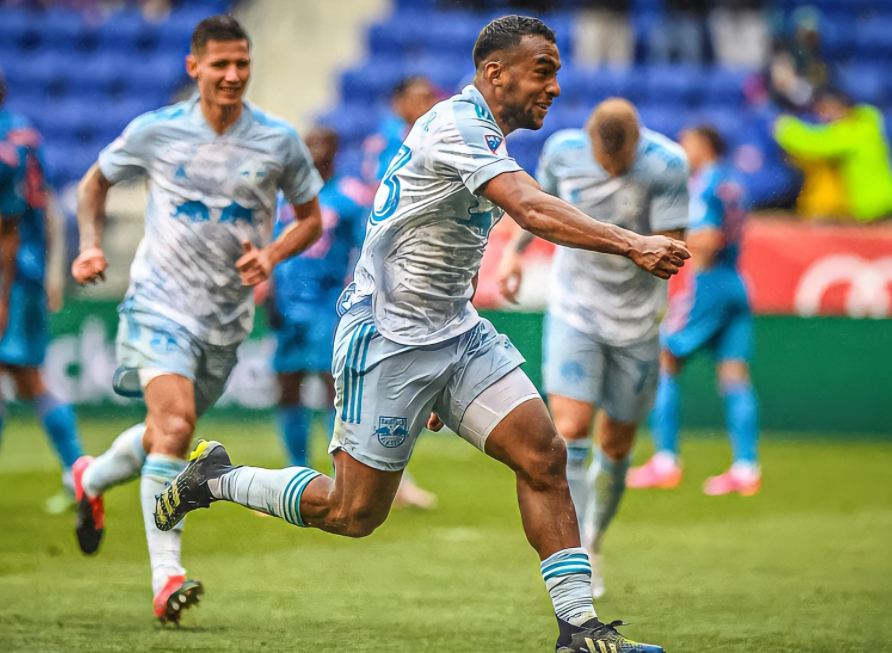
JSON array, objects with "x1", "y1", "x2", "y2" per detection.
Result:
[
  {"x1": 0, "y1": 72, "x2": 85, "y2": 509},
  {"x1": 496, "y1": 98, "x2": 689, "y2": 598},
  {"x1": 156, "y1": 16, "x2": 688, "y2": 652},
  {"x1": 69, "y1": 16, "x2": 324, "y2": 622},
  {"x1": 628, "y1": 125, "x2": 761, "y2": 496}
]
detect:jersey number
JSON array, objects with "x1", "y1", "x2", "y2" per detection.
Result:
[{"x1": 371, "y1": 145, "x2": 412, "y2": 224}]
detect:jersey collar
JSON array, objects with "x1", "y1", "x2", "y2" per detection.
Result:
[{"x1": 461, "y1": 85, "x2": 502, "y2": 134}]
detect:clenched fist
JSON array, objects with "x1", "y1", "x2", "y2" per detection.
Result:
[
  {"x1": 72, "y1": 247, "x2": 108, "y2": 285},
  {"x1": 629, "y1": 234, "x2": 691, "y2": 279},
  {"x1": 236, "y1": 241, "x2": 273, "y2": 286}
]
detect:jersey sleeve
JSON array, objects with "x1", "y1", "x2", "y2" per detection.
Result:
[
  {"x1": 688, "y1": 183, "x2": 725, "y2": 233},
  {"x1": 98, "y1": 113, "x2": 157, "y2": 183},
  {"x1": 279, "y1": 132, "x2": 324, "y2": 206},
  {"x1": 430, "y1": 108, "x2": 522, "y2": 194},
  {"x1": 649, "y1": 156, "x2": 690, "y2": 233}
]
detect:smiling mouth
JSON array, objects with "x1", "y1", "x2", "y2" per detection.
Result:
[
  {"x1": 535, "y1": 103, "x2": 551, "y2": 113},
  {"x1": 219, "y1": 87, "x2": 241, "y2": 94}
]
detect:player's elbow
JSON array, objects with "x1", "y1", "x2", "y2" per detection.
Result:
[{"x1": 509, "y1": 195, "x2": 550, "y2": 234}]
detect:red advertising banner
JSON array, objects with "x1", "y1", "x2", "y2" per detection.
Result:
[{"x1": 475, "y1": 216, "x2": 892, "y2": 317}]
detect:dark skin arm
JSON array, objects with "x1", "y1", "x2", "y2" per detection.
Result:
[
  {"x1": 0, "y1": 210, "x2": 20, "y2": 337},
  {"x1": 484, "y1": 171, "x2": 689, "y2": 285}
]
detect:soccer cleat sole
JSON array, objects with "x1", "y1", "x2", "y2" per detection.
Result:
[
  {"x1": 157, "y1": 579, "x2": 204, "y2": 625},
  {"x1": 75, "y1": 495, "x2": 104, "y2": 554}
]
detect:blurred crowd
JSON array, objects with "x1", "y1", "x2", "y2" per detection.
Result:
[{"x1": 1, "y1": 0, "x2": 175, "y2": 22}]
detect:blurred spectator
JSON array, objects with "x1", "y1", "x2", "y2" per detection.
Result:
[
  {"x1": 710, "y1": 0, "x2": 769, "y2": 68},
  {"x1": 649, "y1": 0, "x2": 709, "y2": 65},
  {"x1": 774, "y1": 87, "x2": 892, "y2": 222},
  {"x1": 361, "y1": 76, "x2": 437, "y2": 186},
  {"x1": 574, "y1": 0, "x2": 634, "y2": 67},
  {"x1": 767, "y1": 7, "x2": 828, "y2": 111}
]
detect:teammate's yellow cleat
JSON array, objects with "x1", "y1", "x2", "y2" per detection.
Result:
[{"x1": 154, "y1": 440, "x2": 232, "y2": 532}]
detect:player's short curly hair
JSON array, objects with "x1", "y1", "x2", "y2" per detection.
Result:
[
  {"x1": 472, "y1": 15, "x2": 556, "y2": 69},
  {"x1": 689, "y1": 125, "x2": 727, "y2": 157},
  {"x1": 191, "y1": 15, "x2": 251, "y2": 56}
]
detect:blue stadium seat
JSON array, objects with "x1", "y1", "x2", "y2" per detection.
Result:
[
  {"x1": 853, "y1": 18, "x2": 892, "y2": 62},
  {"x1": 838, "y1": 64, "x2": 886, "y2": 106},
  {"x1": 642, "y1": 64, "x2": 705, "y2": 108},
  {"x1": 341, "y1": 58, "x2": 406, "y2": 104},
  {"x1": 703, "y1": 67, "x2": 749, "y2": 109},
  {"x1": 637, "y1": 104, "x2": 686, "y2": 140},
  {"x1": 317, "y1": 104, "x2": 382, "y2": 150}
]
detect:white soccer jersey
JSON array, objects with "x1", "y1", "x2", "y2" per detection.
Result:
[
  {"x1": 538, "y1": 128, "x2": 690, "y2": 346},
  {"x1": 99, "y1": 97, "x2": 323, "y2": 346},
  {"x1": 339, "y1": 85, "x2": 523, "y2": 346}
]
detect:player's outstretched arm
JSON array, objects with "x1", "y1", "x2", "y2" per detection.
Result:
[
  {"x1": 236, "y1": 196, "x2": 323, "y2": 286},
  {"x1": 482, "y1": 170, "x2": 690, "y2": 279},
  {"x1": 72, "y1": 163, "x2": 113, "y2": 285}
]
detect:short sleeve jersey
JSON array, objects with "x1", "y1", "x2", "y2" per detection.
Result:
[
  {"x1": 688, "y1": 162, "x2": 747, "y2": 270},
  {"x1": 272, "y1": 177, "x2": 366, "y2": 324},
  {"x1": 0, "y1": 108, "x2": 50, "y2": 289},
  {"x1": 98, "y1": 97, "x2": 323, "y2": 346},
  {"x1": 538, "y1": 127, "x2": 689, "y2": 346},
  {"x1": 339, "y1": 85, "x2": 523, "y2": 346}
]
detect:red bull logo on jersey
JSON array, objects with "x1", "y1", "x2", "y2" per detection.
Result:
[{"x1": 375, "y1": 416, "x2": 409, "y2": 448}]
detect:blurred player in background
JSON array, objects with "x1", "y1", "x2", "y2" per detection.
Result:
[
  {"x1": 156, "y1": 16, "x2": 690, "y2": 653},
  {"x1": 269, "y1": 126, "x2": 436, "y2": 509},
  {"x1": 267, "y1": 127, "x2": 363, "y2": 467},
  {"x1": 0, "y1": 72, "x2": 84, "y2": 511},
  {"x1": 497, "y1": 98, "x2": 689, "y2": 597},
  {"x1": 69, "y1": 16, "x2": 323, "y2": 622},
  {"x1": 628, "y1": 126, "x2": 761, "y2": 496},
  {"x1": 362, "y1": 76, "x2": 438, "y2": 185}
]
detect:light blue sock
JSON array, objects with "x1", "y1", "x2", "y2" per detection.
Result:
[
  {"x1": 35, "y1": 392, "x2": 83, "y2": 470},
  {"x1": 540, "y1": 547, "x2": 597, "y2": 625},
  {"x1": 564, "y1": 439, "x2": 591, "y2": 535},
  {"x1": 721, "y1": 381, "x2": 760, "y2": 465},
  {"x1": 650, "y1": 373, "x2": 681, "y2": 456},
  {"x1": 277, "y1": 405, "x2": 310, "y2": 467},
  {"x1": 142, "y1": 454, "x2": 187, "y2": 594},
  {"x1": 584, "y1": 450, "x2": 631, "y2": 552}
]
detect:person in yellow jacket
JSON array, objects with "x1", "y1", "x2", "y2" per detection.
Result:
[{"x1": 775, "y1": 86, "x2": 892, "y2": 222}]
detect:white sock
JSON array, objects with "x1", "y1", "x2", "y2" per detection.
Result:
[
  {"x1": 82, "y1": 424, "x2": 147, "y2": 498},
  {"x1": 211, "y1": 466, "x2": 322, "y2": 527},
  {"x1": 564, "y1": 440, "x2": 591, "y2": 538},
  {"x1": 540, "y1": 547, "x2": 597, "y2": 625},
  {"x1": 142, "y1": 454, "x2": 187, "y2": 595},
  {"x1": 584, "y1": 450, "x2": 631, "y2": 553}
]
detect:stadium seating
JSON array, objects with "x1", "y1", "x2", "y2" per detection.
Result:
[
  {"x1": 0, "y1": 2, "x2": 228, "y2": 186},
  {"x1": 2, "y1": 0, "x2": 892, "y2": 209}
]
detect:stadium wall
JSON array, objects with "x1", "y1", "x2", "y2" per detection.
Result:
[{"x1": 11, "y1": 300, "x2": 890, "y2": 436}]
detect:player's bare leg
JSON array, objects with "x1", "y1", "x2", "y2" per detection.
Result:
[{"x1": 141, "y1": 374, "x2": 203, "y2": 623}]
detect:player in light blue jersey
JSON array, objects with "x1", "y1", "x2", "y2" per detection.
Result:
[
  {"x1": 0, "y1": 73, "x2": 85, "y2": 511},
  {"x1": 629, "y1": 125, "x2": 761, "y2": 496},
  {"x1": 497, "y1": 98, "x2": 689, "y2": 598},
  {"x1": 68, "y1": 16, "x2": 324, "y2": 623},
  {"x1": 156, "y1": 16, "x2": 688, "y2": 652}
]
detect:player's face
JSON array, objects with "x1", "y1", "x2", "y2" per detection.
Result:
[
  {"x1": 680, "y1": 131, "x2": 711, "y2": 172},
  {"x1": 188, "y1": 39, "x2": 251, "y2": 109},
  {"x1": 500, "y1": 36, "x2": 561, "y2": 131},
  {"x1": 395, "y1": 81, "x2": 438, "y2": 126},
  {"x1": 306, "y1": 132, "x2": 338, "y2": 180}
]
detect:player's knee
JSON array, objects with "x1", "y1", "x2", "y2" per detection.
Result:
[
  {"x1": 517, "y1": 431, "x2": 568, "y2": 492},
  {"x1": 553, "y1": 413, "x2": 590, "y2": 442},
  {"x1": 599, "y1": 417, "x2": 636, "y2": 460},
  {"x1": 332, "y1": 505, "x2": 387, "y2": 538},
  {"x1": 152, "y1": 412, "x2": 197, "y2": 451},
  {"x1": 718, "y1": 360, "x2": 750, "y2": 388}
]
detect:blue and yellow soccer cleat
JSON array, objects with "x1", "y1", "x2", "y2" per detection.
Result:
[
  {"x1": 154, "y1": 440, "x2": 232, "y2": 532},
  {"x1": 153, "y1": 575, "x2": 204, "y2": 624},
  {"x1": 556, "y1": 617, "x2": 666, "y2": 653}
]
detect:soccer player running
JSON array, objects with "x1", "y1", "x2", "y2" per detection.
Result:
[
  {"x1": 0, "y1": 73, "x2": 85, "y2": 509},
  {"x1": 267, "y1": 126, "x2": 365, "y2": 470},
  {"x1": 156, "y1": 16, "x2": 688, "y2": 651},
  {"x1": 69, "y1": 16, "x2": 324, "y2": 623},
  {"x1": 496, "y1": 98, "x2": 689, "y2": 598},
  {"x1": 628, "y1": 126, "x2": 760, "y2": 496}
]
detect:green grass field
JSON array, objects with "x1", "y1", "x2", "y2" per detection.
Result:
[{"x1": 1, "y1": 416, "x2": 890, "y2": 652}]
